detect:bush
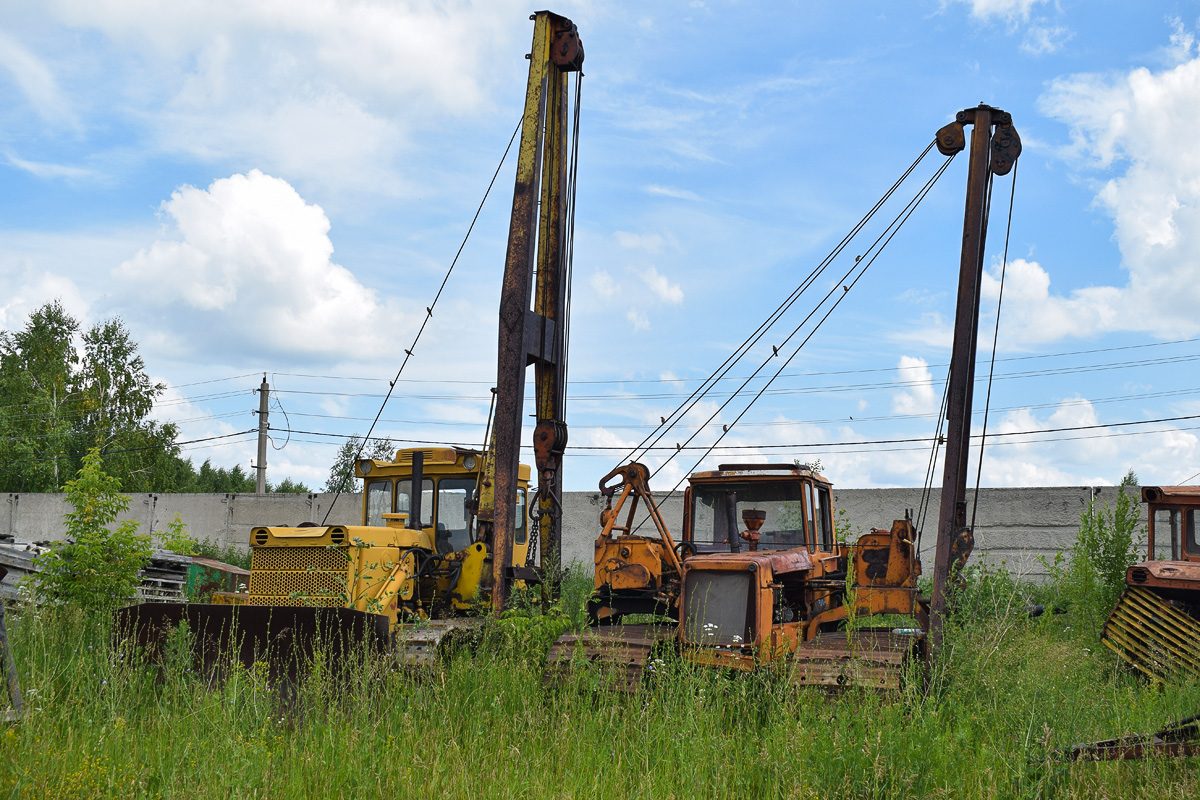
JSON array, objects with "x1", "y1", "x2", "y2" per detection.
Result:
[
  {"x1": 35, "y1": 449, "x2": 152, "y2": 610},
  {"x1": 156, "y1": 514, "x2": 198, "y2": 555},
  {"x1": 1043, "y1": 470, "x2": 1143, "y2": 636}
]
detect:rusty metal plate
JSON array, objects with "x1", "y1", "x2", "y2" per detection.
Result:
[
  {"x1": 790, "y1": 629, "x2": 924, "y2": 691},
  {"x1": 113, "y1": 602, "x2": 390, "y2": 684},
  {"x1": 1101, "y1": 587, "x2": 1200, "y2": 683},
  {"x1": 544, "y1": 624, "x2": 676, "y2": 692}
]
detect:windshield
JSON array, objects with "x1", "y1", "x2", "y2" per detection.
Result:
[
  {"x1": 436, "y1": 478, "x2": 476, "y2": 553},
  {"x1": 690, "y1": 480, "x2": 810, "y2": 551}
]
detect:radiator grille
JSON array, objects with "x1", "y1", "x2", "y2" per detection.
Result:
[
  {"x1": 251, "y1": 546, "x2": 347, "y2": 572},
  {"x1": 682, "y1": 571, "x2": 753, "y2": 646},
  {"x1": 249, "y1": 546, "x2": 349, "y2": 605}
]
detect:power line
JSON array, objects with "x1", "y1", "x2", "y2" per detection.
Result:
[
  {"x1": 257, "y1": 333, "x2": 1200, "y2": 386},
  {"x1": 272, "y1": 411, "x2": 1200, "y2": 453}
]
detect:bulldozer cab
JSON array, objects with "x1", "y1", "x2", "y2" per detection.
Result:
[
  {"x1": 1143, "y1": 486, "x2": 1200, "y2": 563},
  {"x1": 357, "y1": 447, "x2": 531, "y2": 556},
  {"x1": 683, "y1": 463, "x2": 836, "y2": 553}
]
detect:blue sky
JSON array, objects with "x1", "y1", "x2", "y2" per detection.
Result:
[{"x1": 4, "y1": 0, "x2": 1200, "y2": 492}]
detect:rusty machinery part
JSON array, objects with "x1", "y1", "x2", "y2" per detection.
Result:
[
  {"x1": 790, "y1": 629, "x2": 926, "y2": 692},
  {"x1": 487, "y1": 9, "x2": 582, "y2": 611},
  {"x1": 114, "y1": 603, "x2": 391, "y2": 685},
  {"x1": 1101, "y1": 587, "x2": 1200, "y2": 683},
  {"x1": 740, "y1": 508, "x2": 767, "y2": 551},
  {"x1": 532, "y1": 419, "x2": 567, "y2": 518},
  {"x1": 929, "y1": 103, "x2": 1021, "y2": 654},
  {"x1": 394, "y1": 619, "x2": 486, "y2": 670},
  {"x1": 596, "y1": 462, "x2": 683, "y2": 576},
  {"x1": 1057, "y1": 714, "x2": 1200, "y2": 762},
  {"x1": 543, "y1": 624, "x2": 675, "y2": 693},
  {"x1": 525, "y1": 514, "x2": 540, "y2": 568},
  {"x1": 544, "y1": 13, "x2": 584, "y2": 70}
]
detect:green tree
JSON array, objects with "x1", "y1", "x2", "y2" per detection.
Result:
[
  {"x1": 324, "y1": 435, "x2": 395, "y2": 492},
  {"x1": 271, "y1": 477, "x2": 311, "y2": 493},
  {"x1": 35, "y1": 449, "x2": 153, "y2": 610},
  {"x1": 0, "y1": 301, "x2": 185, "y2": 493},
  {"x1": 74, "y1": 318, "x2": 179, "y2": 492},
  {"x1": 0, "y1": 300, "x2": 80, "y2": 491}
]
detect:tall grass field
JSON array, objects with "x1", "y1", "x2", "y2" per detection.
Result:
[{"x1": 0, "y1": 563, "x2": 1197, "y2": 799}]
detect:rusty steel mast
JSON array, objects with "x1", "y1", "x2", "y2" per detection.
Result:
[
  {"x1": 480, "y1": 11, "x2": 583, "y2": 613},
  {"x1": 928, "y1": 105, "x2": 1021, "y2": 651}
]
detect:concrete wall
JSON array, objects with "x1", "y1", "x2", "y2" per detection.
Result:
[{"x1": 4, "y1": 485, "x2": 1142, "y2": 580}]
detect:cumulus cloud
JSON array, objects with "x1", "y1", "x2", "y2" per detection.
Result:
[
  {"x1": 115, "y1": 169, "x2": 408, "y2": 361},
  {"x1": 996, "y1": 33, "x2": 1200, "y2": 344},
  {"x1": 639, "y1": 265, "x2": 684, "y2": 305},
  {"x1": 0, "y1": 264, "x2": 87, "y2": 332},
  {"x1": 892, "y1": 357, "x2": 936, "y2": 415},
  {"x1": 18, "y1": 0, "x2": 528, "y2": 191}
]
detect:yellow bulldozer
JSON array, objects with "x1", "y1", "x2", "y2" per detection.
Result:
[{"x1": 116, "y1": 447, "x2": 533, "y2": 668}]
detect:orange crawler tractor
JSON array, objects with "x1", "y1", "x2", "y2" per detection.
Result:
[
  {"x1": 1102, "y1": 486, "x2": 1200, "y2": 682},
  {"x1": 547, "y1": 462, "x2": 928, "y2": 690}
]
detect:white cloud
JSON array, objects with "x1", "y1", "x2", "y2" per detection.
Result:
[
  {"x1": 5, "y1": 153, "x2": 94, "y2": 180},
  {"x1": 645, "y1": 184, "x2": 702, "y2": 201},
  {"x1": 0, "y1": 264, "x2": 87, "y2": 332},
  {"x1": 1001, "y1": 38, "x2": 1200, "y2": 344},
  {"x1": 614, "y1": 231, "x2": 672, "y2": 253},
  {"x1": 16, "y1": 0, "x2": 529, "y2": 192},
  {"x1": 891, "y1": 357, "x2": 936, "y2": 415},
  {"x1": 1021, "y1": 23, "x2": 1071, "y2": 55},
  {"x1": 0, "y1": 30, "x2": 77, "y2": 127},
  {"x1": 639, "y1": 265, "x2": 684, "y2": 305},
  {"x1": 115, "y1": 169, "x2": 409, "y2": 361},
  {"x1": 957, "y1": 0, "x2": 1050, "y2": 23},
  {"x1": 626, "y1": 309, "x2": 650, "y2": 332},
  {"x1": 952, "y1": 0, "x2": 1069, "y2": 56},
  {"x1": 589, "y1": 269, "x2": 619, "y2": 300}
]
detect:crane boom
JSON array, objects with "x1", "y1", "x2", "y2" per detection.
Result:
[{"x1": 480, "y1": 11, "x2": 583, "y2": 612}]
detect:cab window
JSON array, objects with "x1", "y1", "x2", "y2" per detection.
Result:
[
  {"x1": 689, "y1": 481, "x2": 806, "y2": 550},
  {"x1": 515, "y1": 489, "x2": 527, "y2": 545},
  {"x1": 817, "y1": 487, "x2": 833, "y2": 550},
  {"x1": 1187, "y1": 509, "x2": 1200, "y2": 558},
  {"x1": 365, "y1": 480, "x2": 392, "y2": 527},
  {"x1": 435, "y1": 478, "x2": 476, "y2": 553},
  {"x1": 1154, "y1": 508, "x2": 1181, "y2": 560},
  {"x1": 396, "y1": 478, "x2": 433, "y2": 528},
  {"x1": 803, "y1": 482, "x2": 817, "y2": 552}
]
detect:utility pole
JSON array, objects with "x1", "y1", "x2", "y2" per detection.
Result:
[
  {"x1": 255, "y1": 374, "x2": 269, "y2": 495},
  {"x1": 929, "y1": 105, "x2": 1021, "y2": 652}
]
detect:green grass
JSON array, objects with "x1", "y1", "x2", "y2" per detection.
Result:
[{"x1": 1, "y1": 571, "x2": 1198, "y2": 799}]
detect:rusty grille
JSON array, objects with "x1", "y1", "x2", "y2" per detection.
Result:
[{"x1": 249, "y1": 546, "x2": 348, "y2": 605}]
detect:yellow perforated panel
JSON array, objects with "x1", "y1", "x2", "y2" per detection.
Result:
[
  {"x1": 249, "y1": 546, "x2": 349, "y2": 605},
  {"x1": 251, "y1": 547, "x2": 348, "y2": 573},
  {"x1": 246, "y1": 595, "x2": 344, "y2": 608}
]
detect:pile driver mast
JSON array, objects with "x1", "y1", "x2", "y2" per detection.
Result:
[
  {"x1": 479, "y1": 11, "x2": 584, "y2": 612},
  {"x1": 929, "y1": 105, "x2": 1021, "y2": 650}
]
